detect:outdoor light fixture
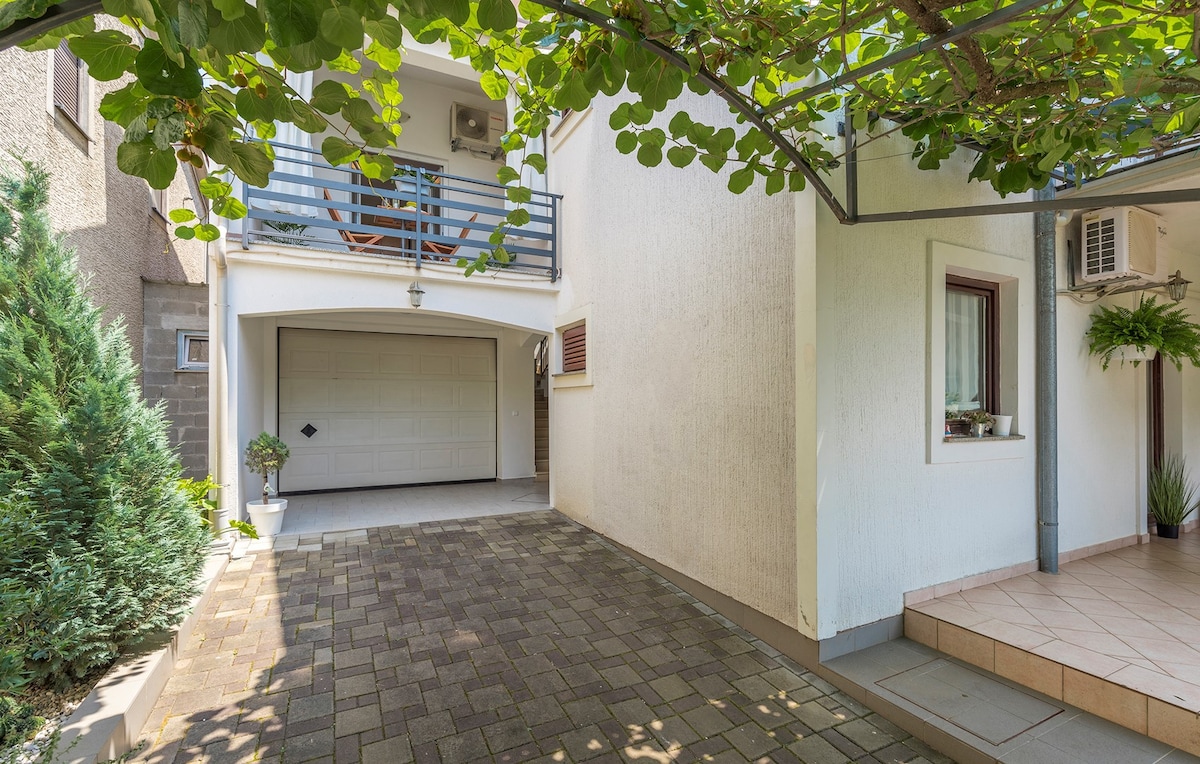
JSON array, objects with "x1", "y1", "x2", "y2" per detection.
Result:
[
  {"x1": 408, "y1": 281, "x2": 424, "y2": 308},
  {"x1": 1166, "y1": 270, "x2": 1191, "y2": 302}
]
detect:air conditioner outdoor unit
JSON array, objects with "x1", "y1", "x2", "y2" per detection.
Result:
[
  {"x1": 450, "y1": 103, "x2": 505, "y2": 160},
  {"x1": 1079, "y1": 206, "x2": 1164, "y2": 283}
]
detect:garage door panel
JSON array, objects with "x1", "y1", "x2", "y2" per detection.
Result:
[
  {"x1": 281, "y1": 416, "x2": 330, "y2": 445},
  {"x1": 379, "y1": 353, "x2": 417, "y2": 375},
  {"x1": 279, "y1": 328, "x2": 496, "y2": 492},
  {"x1": 420, "y1": 354, "x2": 454, "y2": 376},
  {"x1": 335, "y1": 351, "x2": 377, "y2": 375},
  {"x1": 457, "y1": 355, "x2": 493, "y2": 377},
  {"x1": 458, "y1": 446, "x2": 494, "y2": 469},
  {"x1": 287, "y1": 349, "x2": 332, "y2": 373}
]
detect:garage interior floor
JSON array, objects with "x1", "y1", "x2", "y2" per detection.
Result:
[{"x1": 275, "y1": 478, "x2": 551, "y2": 536}]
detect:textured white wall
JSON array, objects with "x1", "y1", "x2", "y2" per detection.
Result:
[
  {"x1": 814, "y1": 133, "x2": 1037, "y2": 636},
  {"x1": 0, "y1": 37, "x2": 205, "y2": 368},
  {"x1": 548, "y1": 95, "x2": 800, "y2": 628}
]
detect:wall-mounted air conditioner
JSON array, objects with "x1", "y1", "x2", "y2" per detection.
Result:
[
  {"x1": 450, "y1": 103, "x2": 505, "y2": 160},
  {"x1": 1079, "y1": 206, "x2": 1164, "y2": 283}
]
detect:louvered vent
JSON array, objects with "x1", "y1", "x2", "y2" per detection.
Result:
[
  {"x1": 562, "y1": 324, "x2": 586, "y2": 373},
  {"x1": 53, "y1": 41, "x2": 82, "y2": 122},
  {"x1": 1080, "y1": 207, "x2": 1163, "y2": 284}
]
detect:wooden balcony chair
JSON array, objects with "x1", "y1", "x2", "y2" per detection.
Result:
[
  {"x1": 422, "y1": 213, "x2": 479, "y2": 262},
  {"x1": 322, "y1": 188, "x2": 384, "y2": 252}
]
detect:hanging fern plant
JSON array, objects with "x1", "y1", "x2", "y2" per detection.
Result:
[{"x1": 1086, "y1": 296, "x2": 1200, "y2": 370}]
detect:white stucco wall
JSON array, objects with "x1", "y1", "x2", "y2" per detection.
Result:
[
  {"x1": 219, "y1": 248, "x2": 554, "y2": 509},
  {"x1": 814, "y1": 134, "x2": 1037, "y2": 637},
  {"x1": 548, "y1": 95, "x2": 800, "y2": 629},
  {"x1": 0, "y1": 35, "x2": 205, "y2": 368}
]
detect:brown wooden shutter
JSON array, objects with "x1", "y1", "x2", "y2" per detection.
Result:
[
  {"x1": 562, "y1": 324, "x2": 586, "y2": 373},
  {"x1": 53, "y1": 41, "x2": 81, "y2": 122}
]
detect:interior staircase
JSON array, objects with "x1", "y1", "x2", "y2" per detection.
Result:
[{"x1": 534, "y1": 388, "x2": 549, "y2": 481}]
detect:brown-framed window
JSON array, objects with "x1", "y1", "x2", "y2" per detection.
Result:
[
  {"x1": 946, "y1": 274, "x2": 999, "y2": 416},
  {"x1": 562, "y1": 323, "x2": 586, "y2": 373},
  {"x1": 52, "y1": 40, "x2": 84, "y2": 125}
]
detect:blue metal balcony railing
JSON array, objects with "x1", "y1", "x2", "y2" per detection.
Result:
[{"x1": 241, "y1": 142, "x2": 559, "y2": 281}]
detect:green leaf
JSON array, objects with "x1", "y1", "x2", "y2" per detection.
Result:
[
  {"x1": 212, "y1": 196, "x2": 248, "y2": 219},
  {"x1": 175, "y1": 225, "x2": 196, "y2": 239},
  {"x1": 208, "y1": 9, "x2": 266, "y2": 52},
  {"x1": 311, "y1": 79, "x2": 351, "y2": 114},
  {"x1": 666, "y1": 145, "x2": 696, "y2": 168},
  {"x1": 263, "y1": 0, "x2": 320, "y2": 47},
  {"x1": 727, "y1": 166, "x2": 755, "y2": 193},
  {"x1": 764, "y1": 171, "x2": 785, "y2": 195},
  {"x1": 506, "y1": 186, "x2": 532, "y2": 204},
  {"x1": 552, "y1": 69, "x2": 593, "y2": 112},
  {"x1": 134, "y1": 41, "x2": 202, "y2": 98},
  {"x1": 99, "y1": 82, "x2": 149, "y2": 126},
  {"x1": 68, "y1": 30, "x2": 137, "y2": 81},
  {"x1": 477, "y1": 0, "x2": 517, "y2": 33},
  {"x1": 102, "y1": 0, "x2": 155, "y2": 21},
  {"x1": 480, "y1": 70, "x2": 509, "y2": 100},
  {"x1": 357, "y1": 152, "x2": 394, "y2": 180},
  {"x1": 363, "y1": 16, "x2": 403, "y2": 47},
  {"x1": 608, "y1": 103, "x2": 632, "y2": 130},
  {"x1": 227, "y1": 142, "x2": 273, "y2": 187},
  {"x1": 523, "y1": 153, "x2": 547, "y2": 173},
  {"x1": 168, "y1": 208, "x2": 197, "y2": 223},
  {"x1": 321, "y1": 136, "x2": 361, "y2": 166},
  {"x1": 668, "y1": 111, "x2": 692, "y2": 139},
  {"x1": 117, "y1": 139, "x2": 177, "y2": 189},
  {"x1": 506, "y1": 208, "x2": 531, "y2": 226},
  {"x1": 196, "y1": 223, "x2": 222, "y2": 241},
  {"x1": 496, "y1": 166, "x2": 520, "y2": 184},
  {"x1": 614, "y1": 131, "x2": 637, "y2": 154},
  {"x1": 636, "y1": 143, "x2": 662, "y2": 167},
  {"x1": 177, "y1": 0, "x2": 208, "y2": 48},
  {"x1": 320, "y1": 6, "x2": 363, "y2": 49},
  {"x1": 527, "y1": 54, "x2": 560, "y2": 89},
  {"x1": 210, "y1": 0, "x2": 244, "y2": 20}
]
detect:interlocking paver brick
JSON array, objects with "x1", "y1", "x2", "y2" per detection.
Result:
[{"x1": 133, "y1": 511, "x2": 939, "y2": 764}]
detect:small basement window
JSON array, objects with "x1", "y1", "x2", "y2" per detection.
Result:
[
  {"x1": 562, "y1": 323, "x2": 586, "y2": 373},
  {"x1": 177, "y1": 330, "x2": 209, "y2": 371}
]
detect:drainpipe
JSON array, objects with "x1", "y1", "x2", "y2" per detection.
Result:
[{"x1": 1035, "y1": 186, "x2": 1058, "y2": 573}]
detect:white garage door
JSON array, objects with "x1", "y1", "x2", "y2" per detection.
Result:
[{"x1": 278, "y1": 328, "x2": 496, "y2": 492}]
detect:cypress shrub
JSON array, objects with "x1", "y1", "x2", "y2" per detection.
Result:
[{"x1": 0, "y1": 163, "x2": 208, "y2": 692}]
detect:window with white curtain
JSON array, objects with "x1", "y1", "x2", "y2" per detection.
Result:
[{"x1": 945, "y1": 275, "x2": 998, "y2": 415}]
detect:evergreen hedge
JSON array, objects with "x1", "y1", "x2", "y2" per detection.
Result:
[{"x1": 0, "y1": 163, "x2": 208, "y2": 692}]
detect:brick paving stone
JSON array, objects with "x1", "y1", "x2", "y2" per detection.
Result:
[{"x1": 132, "y1": 511, "x2": 946, "y2": 764}]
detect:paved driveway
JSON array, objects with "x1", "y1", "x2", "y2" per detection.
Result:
[{"x1": 136, "y1": 511, "x2": 950, "y2": 763}]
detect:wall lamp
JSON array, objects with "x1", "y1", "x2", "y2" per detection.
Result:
[
  {"x1": 407, "y1": 281, "x2": 424, "y2": 308},
  {"x1": 1064, "y1": 266, "x2": 1191, "y2": 304}
]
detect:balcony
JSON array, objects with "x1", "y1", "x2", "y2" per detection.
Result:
[{"x1": 239, "y1": 142, "x2": 559, "y2": 281}]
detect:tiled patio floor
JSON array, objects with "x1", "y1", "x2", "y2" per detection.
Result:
[
  {"x1": 906, "y1": 531, "x2": 1200, "y2": 754},
  {"x1": 135, "y1": 511, "x2": 948, "y2": 763}
]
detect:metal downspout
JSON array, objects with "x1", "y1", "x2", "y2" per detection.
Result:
[
  {"x1": 208, "y1": 229, "x2": 230, "y2": 522},
  {"x1": 1035, "y1": 186, "x2": 1058, "y2": 573}
]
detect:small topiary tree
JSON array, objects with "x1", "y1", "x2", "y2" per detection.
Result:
[
  {"x1": 244, "y1": 432, "x2": 290, "y2": 505},
  {"x1": 0, "y1": 163, "x2": 208, "y2": 693}
]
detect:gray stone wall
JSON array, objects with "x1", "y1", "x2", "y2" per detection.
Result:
[{"x1": 143, "y1": 281, "x2": 209, "y2": 479}]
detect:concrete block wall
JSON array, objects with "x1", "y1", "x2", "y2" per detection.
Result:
[{"x1": 143, "y1": 281, "x2": 209, "y2": 479}]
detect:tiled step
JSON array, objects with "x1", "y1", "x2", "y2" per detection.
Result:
[{"x1": 822, "y1": 638, "x2": 1199, "y2": 764}]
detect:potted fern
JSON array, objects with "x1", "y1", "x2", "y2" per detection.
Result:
[
  {"x1": 244, "y1": 432, "x2": 290, "y2": 537},
  {"x1": 1085, "y1": 296, "x2": 1200, "y2": 370},
  {"x1": 1148, "y1": 453, "x2": 1198, "y2": 538}
]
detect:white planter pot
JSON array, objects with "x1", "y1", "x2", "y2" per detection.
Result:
[
  {"x1": 246, "y1": 498, "x2": 288, "y2": 537},
  {"x1": 1115, "y1": 345, "x2": 1157, "y2": 365},
  {"x1": 992, "y1": 415, "x2": 1013, "y2": 437}
]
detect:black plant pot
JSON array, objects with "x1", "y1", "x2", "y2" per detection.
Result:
[{"x1": 1157, "y1": 523, "x2": 1181, "y2": 539}]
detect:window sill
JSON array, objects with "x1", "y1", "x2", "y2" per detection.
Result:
[{"x1": 943, "y1": 434, "x2": 1025, "y2": 443}]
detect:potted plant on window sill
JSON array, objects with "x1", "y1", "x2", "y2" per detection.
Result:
[
  {"x1": 1148, "y1": 453, "x2": 1198, "y2": 539},
  {"x1": 962, "y1": 409, "x2": 993, "y2": 438},
  {"x1": 1085, "y1": 296, "x2": 1200, "y2": 370},
  {"x1": 244, "y1": 432, "x2": 290, "y2": 537}
]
